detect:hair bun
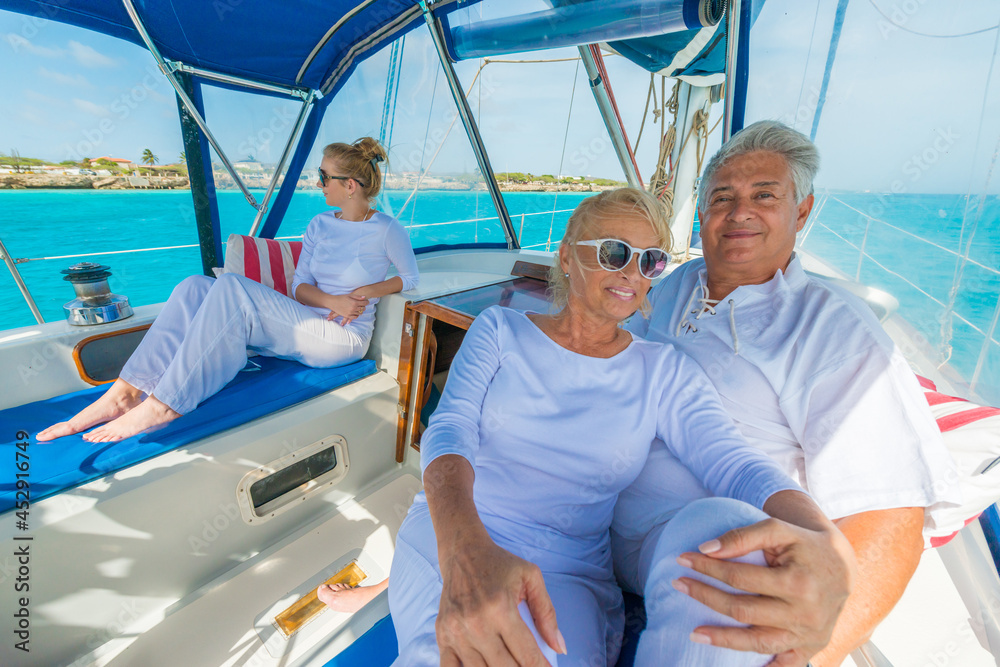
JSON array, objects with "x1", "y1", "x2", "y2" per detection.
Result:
[{"x1": 353, "y1": 136, "x2": 388, "y2": 163}]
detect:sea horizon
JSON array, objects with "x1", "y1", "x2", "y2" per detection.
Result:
[{"x1": 2, "y1": 188, "x2": 997, "y2": 404}]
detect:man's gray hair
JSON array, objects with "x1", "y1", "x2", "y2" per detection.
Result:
[{"x1": 698, "y1": 120, "x2": 820, "y2": 207}]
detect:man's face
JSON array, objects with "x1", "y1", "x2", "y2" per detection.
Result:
[{"x1": 699, "y1": 150, "x2": 814, "y2": 281}]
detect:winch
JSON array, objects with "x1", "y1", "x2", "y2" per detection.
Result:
[{"x1": 61, "y1": 262, "x2": 133, "y2": 326}]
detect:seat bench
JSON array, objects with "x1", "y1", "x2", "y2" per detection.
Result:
[{"x1": 0, "y1": 357, "x2": 376, "y2": 513}]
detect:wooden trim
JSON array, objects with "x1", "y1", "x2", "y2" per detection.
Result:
[
  {"x1": 406, "y1": 316, "x2": 434, "y2": 450},
  {"x1": 395, "y1": 305, "x2": 420, "y2": 463},
  {"x1": 72, "y1": 324, "x2": 151, "y2": 386},
  {"x1": 410, "y1": 300, "x2": 474, "y2": 330},
  {"x1": 511, "y1": 260, "x2": 550, "y2": 281}
]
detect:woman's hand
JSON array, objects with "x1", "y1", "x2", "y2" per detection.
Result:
[
  {"x1": 437, "y1": 531, "x2": 566, "y2": 666},
  {"x1": 325, "y1": 293, "x2": 368, "y2": 325},
  {"x1": 674, "y1": 517, "x2": 855, "y2": 667}
]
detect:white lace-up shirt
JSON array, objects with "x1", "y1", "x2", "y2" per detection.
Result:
[{"x1": 622, "y1": 254, "x2": 959, "y2": 523}]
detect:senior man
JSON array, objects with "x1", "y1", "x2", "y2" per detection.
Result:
[{"x1": 613, "y1": 120, "x2": 959, "y2": 666}]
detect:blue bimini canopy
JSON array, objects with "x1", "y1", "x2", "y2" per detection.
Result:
[{"x1": 2, "y1": 0, "x2": 470, "y2": 94}]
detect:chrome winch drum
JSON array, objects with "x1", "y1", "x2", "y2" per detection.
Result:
[{"x1": 61, "y1": 262, "x2": 133, "y2": 326}]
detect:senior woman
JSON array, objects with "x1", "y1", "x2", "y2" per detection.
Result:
[{"x1": 388, "y1": 188, "x2": 852, "y2": 666}]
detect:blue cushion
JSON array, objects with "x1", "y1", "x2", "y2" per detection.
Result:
[
  {"x1": 321, "y1": 614, "x2": 397, "y2": 667},
  {"x1": 0, "y1": 357, "x2": 376, "y2": 513}
]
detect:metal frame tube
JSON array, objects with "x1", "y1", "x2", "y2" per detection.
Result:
[
  {"x1": 249, "y1": 90, "x2": 318, "y2": 237},
  {"x1": 579, "y1": 46, "x2": 642, "y2": 189},
  {"x1": 0, "y1": 237, "x2": 44, "y2": 324},
  {"x1": 722, "y1": 0, "x2": 742, "y2": 141},
  {"x1": 421, "y1": 1, "x2": 518, "y2": 250},
  {"x1": 170, "y1": 62, "x2": 311, "y2": 99},
  {"x1": 120, "y1": 0, "x2": 260, "y2": 211}
]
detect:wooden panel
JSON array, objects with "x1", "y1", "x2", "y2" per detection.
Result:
[
  {"x1": 410, "y1": 301, "x2": 474, "y2": 330},
  {"x1": 395, "y1": 306, "x2": 419, "y2": 463},
  {"x1": 511, "y1": 260, "x2": 550, "y2": 281},
  {"x1": 72, "y1": 324, "x2": 151, "y2": 385}
]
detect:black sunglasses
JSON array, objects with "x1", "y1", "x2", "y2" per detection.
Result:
[{"x1": 318, "y1": 167, "x2": 365, "y2": 188}]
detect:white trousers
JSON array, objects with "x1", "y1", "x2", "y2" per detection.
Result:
[
  {"x1": 612, "y1": 497, "x2": 771, "y2": 667},
  {"x1": 389, "y1": 504, "x2": 623, "y2": 667},
  {"x1": 119, "y1": 274, "x2": 368, "y2": 414}
]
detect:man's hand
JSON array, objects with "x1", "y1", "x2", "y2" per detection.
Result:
[
  {"x1": 674, "y1": 518, "x2": 855, "y2": 667},
  {"x1": 437, "y1": 535, "x2": 566, "y2": 666},
  {"x1": 326, "y1": 293, "x2": 368, "y2": 325}
]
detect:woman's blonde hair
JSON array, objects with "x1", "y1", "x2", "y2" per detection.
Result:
[
  {"x1": 547, "y1": 187, "x2": 672, "y2": 314},
  {"x1": 322, "y1": 137, "x2": 389, "y2": 203}
]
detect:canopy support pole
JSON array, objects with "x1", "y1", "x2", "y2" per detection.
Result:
[
  {"x1": 176, "y1": 73, "x2": 223, "y2": 274},
  {"x1": 258, "y1": 97, "x2": 331, "y2": 240},
  {"x1": 249, "y1": 90, "x2": 318, "y2": 237},
  {"x1": 722, "y1": 0, "x2": 751, "y2": 140},
  {"x1": 120, "y1": 0, "x2": 261, "y2": 211},
  {"x1": 579, "y1": 45, "x2": 642, "y2": 189},
  {"x1": 420, "y1": 0, "x2": 518, "y2": 250}
]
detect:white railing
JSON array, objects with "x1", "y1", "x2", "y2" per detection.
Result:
[{"x1": 801, "y1": 193, "x2": 1000, "y2": 397}]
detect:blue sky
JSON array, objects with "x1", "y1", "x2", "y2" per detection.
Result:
[{"x1": 0, "y1": 0, "x2": 998, "y2": 193}]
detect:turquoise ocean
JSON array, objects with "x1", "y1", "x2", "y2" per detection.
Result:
[{"x1": 1, "y1": 189, "x2": 998, "y2": 404}]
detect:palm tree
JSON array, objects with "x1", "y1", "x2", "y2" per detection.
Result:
[
  {"x1": 179, "y1": 151, "x2": 186, "y2": 164},
  {"x1": 141, "y1": 148, "x2": 158, "y2": 166}
]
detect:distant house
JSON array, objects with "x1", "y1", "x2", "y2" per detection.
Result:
[{"x1": 89, "y1": 156, "x2": 135, "y2": 169}]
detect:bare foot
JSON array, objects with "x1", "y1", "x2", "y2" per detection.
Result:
[
  {"x1": 317, "y1": 578, "x2": 388, "y2": 613},
  {"x1": 83, "y1": 395, "x2": 180, "y2": 443},
  {"x1": 38, "y1": 380, "x2": 144, "y2": 441}
]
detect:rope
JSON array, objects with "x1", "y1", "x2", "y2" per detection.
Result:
[
  {"x1": 647, "y1": 80, "x2": 679, "y2": 202},
  {"x1": 866, "y1": 0, "x2": 998, "y2": 38},
  {"x1": 397, "y1": 64, "x2": 485, "y2": 219},
  {"x1": 484, "y1": 56, "x2": 583, "y2": 64},
  {"x1": 19, "y1": 243, "x2": 199, "y2": 263},
  {"x1": 634, "y1": 73, "x2": 656, "y2": 150}
]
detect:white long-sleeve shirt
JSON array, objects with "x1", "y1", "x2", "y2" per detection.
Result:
[
  {"x1": 291, "y1": 210, "x2": 419, "y2": 338},
  {"x1": 417, "y1": 306, "x2": 799, "y2": 577}
]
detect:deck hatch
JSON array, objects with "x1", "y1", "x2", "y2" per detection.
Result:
[
  {"x1": 249, "y1": 446, "x2": 339, "y2": 510},
  {"x1": 237, "y1": 435, "x2": 350, "y2": 523}
]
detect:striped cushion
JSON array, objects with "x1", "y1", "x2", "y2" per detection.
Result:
[
  {"x1": 917, "y1": 375, "x2": 1000, "y2": 548},
  {"x1": 218, "y1": 234, "x2": 303, "y2": 298}
]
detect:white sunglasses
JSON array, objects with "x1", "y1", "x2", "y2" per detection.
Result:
[{"x1": 574, "y1": 239, "x2": 669, "y2": 279}]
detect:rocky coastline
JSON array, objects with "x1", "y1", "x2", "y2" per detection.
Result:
[
  {"x1": 0, "y1": 173, "x2": 622, "y2": 192},
  {"x1": 0, "y1": 173, "x2": 189, "y2": 190}
]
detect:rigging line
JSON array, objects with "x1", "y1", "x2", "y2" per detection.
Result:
[
  {"x1": 484, "y1": 57, "x2": 585, "y2": 64},
  {"x1": 793, "y1": 0, "x2": 824, "y2": 133},
  {"x1": 813, "y1": 221, "x2": 990, "y2": 338},
  {"x1": 386, "y1": 36, "x2": 405, "y2": 153},
  {"x1": 396, "y1": 64, "x2": 486, "y2": 219},
  {"x1": 404, "y1": 208, "x2": 578, "y2": 229},
  {"x1": 634, "y1": 73, "x2": 656, "y2": 150},
  {"x1": 21, "y1": 243, "x2": 199, "y2": 262},
  {"x1": 826, "y1": 194, "x2": 1000, "y2": 277},
  {"x1": 866, "y1": 0, "x2": 999, "y2": 38},
  {"x1": 945, "y1": 15, "x2": 1000, "y2": 368},
  {"x1": 549, "y1": 59, "x2": 581, "y2": 251},
  {"x1": 408, "y1": 64, "x2": 441, "y2": 223}
]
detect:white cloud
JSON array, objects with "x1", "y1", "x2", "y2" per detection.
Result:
[
  {"x1": 38, "y1": 66, "x2": 91, "y2": 87},
  {"x1": 68, "y1": 41, "x2": 117, "y2": 68},
  {"x1": 6, "y1": 34, "x2": 63, "y2": 58},
  {"x1": 72, "y1": 98, "x2": 110, "y2": 116}
]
